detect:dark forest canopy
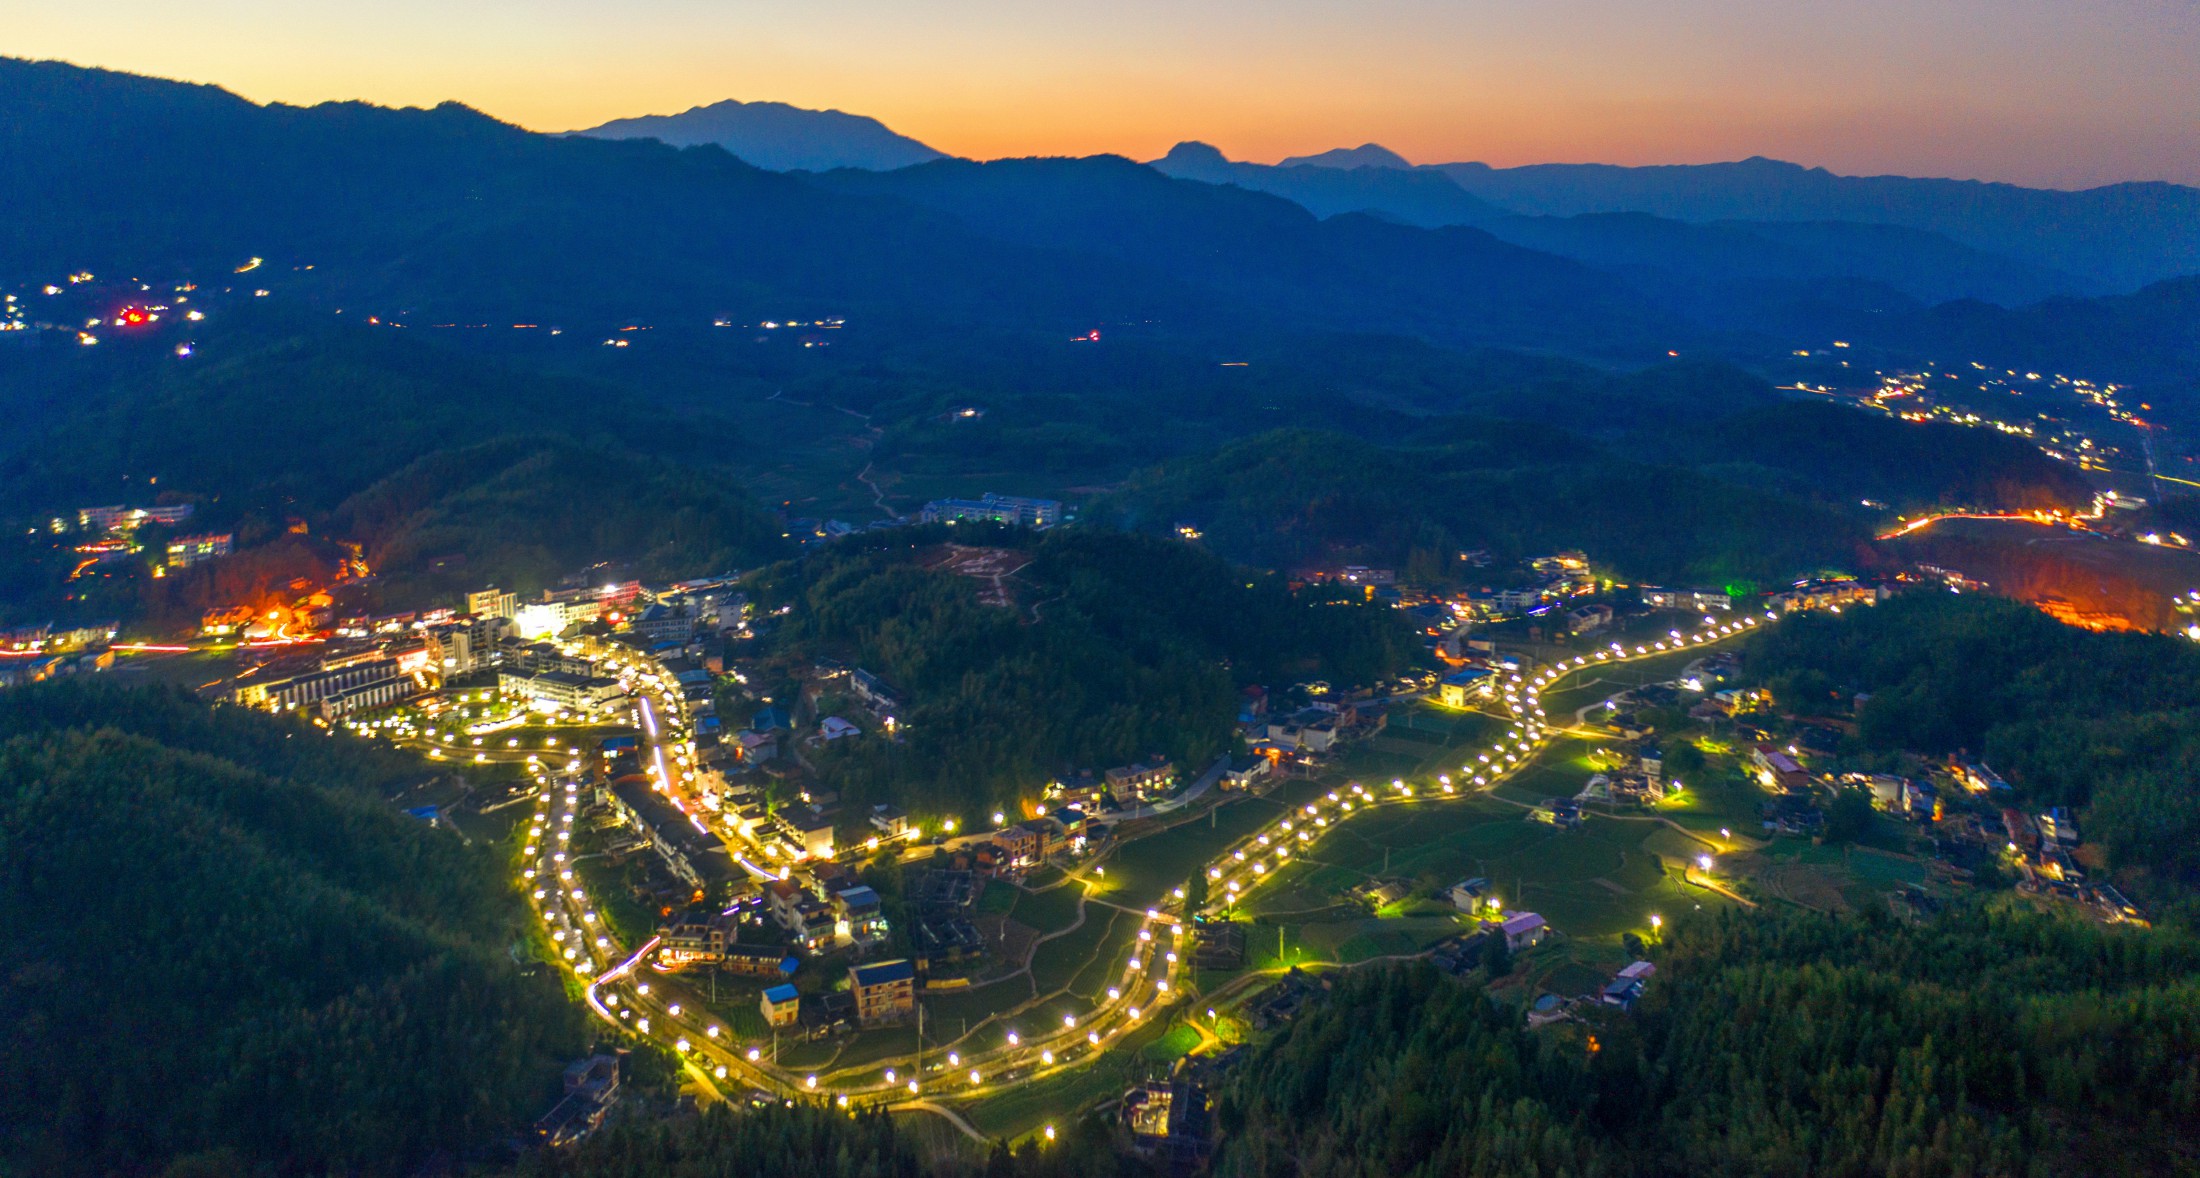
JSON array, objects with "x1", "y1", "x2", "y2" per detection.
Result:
[
  {"x1": 1750, "y1": 591, "x2": 2200, "y2": 899},
  {"x1": 0, "y1": 681, "x2": 586, "y2": 1177},
  {"x1": 518, "y1": 1099, "x2": 1141, "y2": 1178},
  {"x1": 745, "y1": 526, "x2": 1417, "y2": 814},
  {"x1": 1216, "y1": 905, "x2": 2200, "y2": 1177},
  {"x1": 1086, "y1": 377, "x2": 2096, "y2": 585}
]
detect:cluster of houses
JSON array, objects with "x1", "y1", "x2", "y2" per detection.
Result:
[
  {"x1": 750, "y1": 957, "x2": 918, "y2": 1039},
  {"x1": 1243, "y1": 695, "x2": 1388, "y2": 765},
  {"x1": 0, "y1": 620, "x2": 116, "y2": 689},
  {"x1": 225, "y1": 576, "x2": 748, "y2": 722},
  {"x1": 1121, "y1": 1077, "x2": 1214, "y2": 1172}
]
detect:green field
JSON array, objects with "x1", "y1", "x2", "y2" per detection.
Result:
[
  {"x1": 1007, "y1": 882, "x2": 1084, "y2": 934},
  {"x1": 1229, "y1": 786, "x2": 1733, "y2": 956}
]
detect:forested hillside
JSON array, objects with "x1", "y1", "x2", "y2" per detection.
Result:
[
  {"x1": 518, "y1": 1100, "x2": 1138, "y2": 1178},
  {"x1": 1088, "y1": 381, "x2": 2096, "y2": 586},
  {"x1": 0, "y1": 681, "x2": 586, "y2": 1177},
  {"x1": 1090, "y1": 428, "x2": 1877, "y2": 587},
  {"x1": 748, "y1": 527, "x2": 1416, "y2": 813},
  {"x1": 331, "y1": 437, "x2": 790, "y2": 603},
  {"x1": 1751, "y1": 592, "x2": 2200, "y2": 898},
  {"x1": 1217, "y1": 906, "x2": 2200, "y2": 1177},
  {"x1": 0, "y1": 313, "x2": 790, "y2": 619}
]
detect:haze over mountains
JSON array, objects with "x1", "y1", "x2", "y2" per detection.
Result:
[{"x1": 562, "y1": 90, "x2": 2197, "y2": 300}]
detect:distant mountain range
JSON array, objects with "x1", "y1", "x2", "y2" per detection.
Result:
[
  {"x1": 0, "y1": 58, "x2": 1676, "y2": 357},
  {"x1": 570, "y1": 98, "x2": 945, "y2": 172},
  {"x1": 560, "y1": 92, "x2": 2198, "y2": 296},
  {"x1": 3, "y1": 57, "x2": 2196, "y2": 386},
  {"x1": 1152, "y1": 143, "x2": 2198, "y2": 294}
]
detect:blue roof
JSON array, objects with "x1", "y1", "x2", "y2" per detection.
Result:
[
  {"x1": 763, "y1": 983, "x2": 799, "y2": 1003},
  {"x1": 836, "y1": 885, "x2": 881, "y2": 907},
  {"x1": 851, "y1": 959, "x2": 915, "y2": 987},
  {"x1": 1442, "y1": 669, "x2": 1489, "y2": 685}
]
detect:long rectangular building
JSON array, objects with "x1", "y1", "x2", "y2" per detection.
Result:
[
  {"x1": 499, "y1": 668, "x2": 627, "y2": 714},
  {"x1": 235, "y1": 657, "x2": 414, "y2": 716},
  {"x1": 919, "y1": 493, "x2": 1062, "y2": 528},
  {"x1": 607, "y1": 780, "x2": 737, "y2": 889}
]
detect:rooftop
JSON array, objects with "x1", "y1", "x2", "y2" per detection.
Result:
[{"x1": 850, "y1": 959, "x2": 915, "y2": 987}]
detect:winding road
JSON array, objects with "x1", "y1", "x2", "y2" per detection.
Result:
[{"x1": 488, "y1": 607, "x2": 1794, "y2": 1142}]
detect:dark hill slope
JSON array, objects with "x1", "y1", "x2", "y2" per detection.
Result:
[
  {"x1": 810, "y1": 155, "x2": 1680, "y2": 354},
  {"x1": 0, "y1": 58, "x2": 1673, "y2": 355},
  {"x1": 0, "y1": 681, "x2": 587, "y2": 1176}
]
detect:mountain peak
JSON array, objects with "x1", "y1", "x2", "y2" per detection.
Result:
[
  {"x1": 1278, "y1": 143, "x2": 1413, "y2": 171},
  {"x1": 570, "y1": 98, "x2": 946, "y2": 172},
  {"x1": 1160, "y1": 141, "x2": 1230, "y2": 166}
]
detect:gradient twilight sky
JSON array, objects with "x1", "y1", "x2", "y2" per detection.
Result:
[{"x1": 14, "y1": 0, "x2": 2200, "y2": 187}]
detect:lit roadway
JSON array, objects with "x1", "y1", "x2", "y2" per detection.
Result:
[{"x1": 502, "y1": 611, "x2": 1787, "y2": 1136}]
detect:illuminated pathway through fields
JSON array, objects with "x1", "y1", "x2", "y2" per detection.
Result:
[{"x1": 493, "y1": 608, "x2": 1791, "y2": 1139}]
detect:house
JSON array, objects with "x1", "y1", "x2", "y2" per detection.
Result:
[
  {"x1": 1493, "y1": 912, "x2": 1548, "y2": 953},
  {"x1": 772, "y1": 807, "x2": 837, "y2": 859},
  {"x1": 1447, "y1": 877, "x2": 1491, "y2": 912},
  {"x1": 869, "y1": 804, "x2": 912, "y2": 838},
  {"x1": 849, "y1": 669, "x2": 902, "y2": 717},
  {"x1": 760, "y1": 984, "x2": 801, "y2": 1027},
  {"x1": 535, "y1": 1053, "x2": 624, "y2": 1146},
  {"x1": 1490, "y1": 587, "x2": 1545, "y2": 613},
  {"x1": 2039, "y1": 807, "x2": 2081, "y2": 846},
  {"x1": 501, "y1": 669, "x2": 629, "y2": 713},
  {"x1": 1438, "y1": 668, "x2": 1492, "y2": 707},
  {"x1": 834, "y1": 886, "x2": 888, "y2": 944},
  {"x1": 1361, "y1": 880, "x2": 1410, "y2": 909},
  {"x1": 628, "y1": 601, "x2": 700, "y2": 644},
  {"x1": 1749, "y1": 747, "x2": 1812, "y2": 794},
  {"x1": 1105, "y1": 758, "x2": 1177, "y2": 801},
  {"x1": 1530, "y1": 798, "x2": 1583, "y2": 829},
  {"x1": 819, "y1": 716, "x2": 861, "y2": 741},
  {"x1": 1238, "y1": 685, "x2": 1270, "y2": 722},
  {"x1": 1956, "y1": 762, "x2": 2013, "y2": 793},
  {"x1": 1641, "y1": 587, "x2": 1732, "y2": 612},
  {"x1": 735, "y1": 729, "x2": 778, "y2": 764},
  {"x1": 1600, "y1": 960, "x2": 1655, "y2": 1009},
  {"x1": 1051, "y1": 771, "x2": 1107, "y2": 811},
  {"x1": 1222, "y1": 754, "x2": 1271, "y2": 790},
  {"x1": 605, "y1": 780, "x2": 737, "y2": 890},
  {"x1": 165, "y1": 531, "x2": 233, "y2": 569},
  {"x1": 1566, "y1": 603, "x2": 1613, "y2": 635},
  {"x1": 848, "y1": 959, "x2": 917, "y2": 1025},
  {"x1": 656, "y1": 905, "x2": 739, "y2": 967},
  {"x1": 998, "y1": 820, "x2": 1056, "y2": 870},
  {"x1": 918, "y1": 493, "x2": 1062, "y2": 528},
  {"x1": 767, "y1": 879, "x2": 834, "y2": 948},
  {"x1": 722, "y1": 947, "x2": 800, "y2": 979},
  {"x1": 1192, "y1": 920, "x2": 1246, "y2": 969}
]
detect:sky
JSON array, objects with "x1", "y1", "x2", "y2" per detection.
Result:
[{"x1": 13, "y1": 0, "x2": 2200, "y2": 188}]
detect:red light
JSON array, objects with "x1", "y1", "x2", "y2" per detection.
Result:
[{"x1": 121, "y1": 308, "x2": 148, "y2": 326}]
